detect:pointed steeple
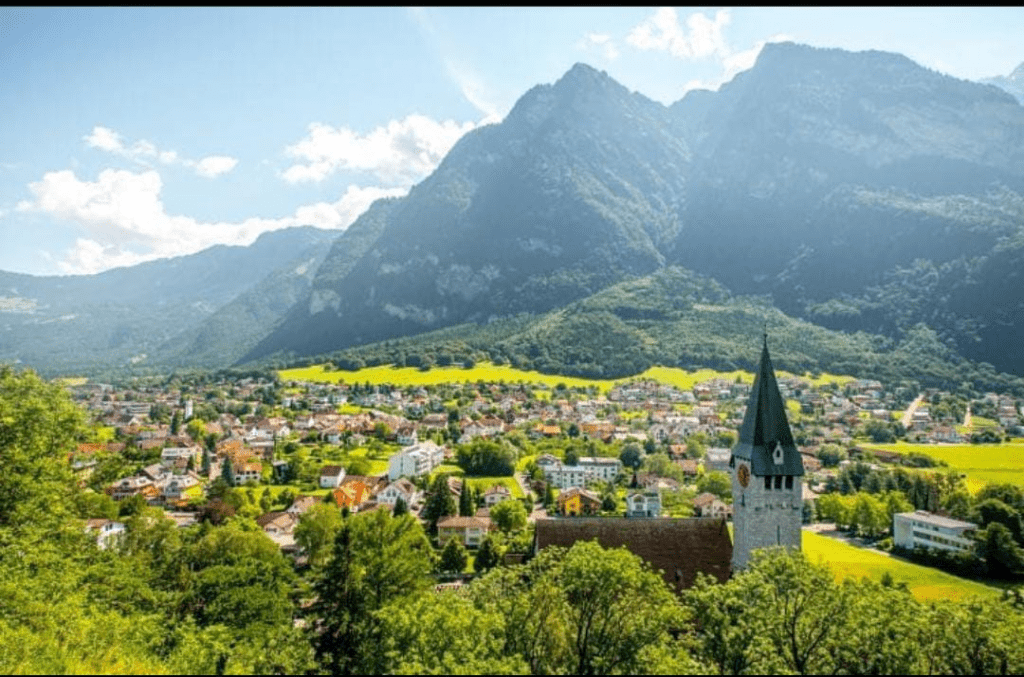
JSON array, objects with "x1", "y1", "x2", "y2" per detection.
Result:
[{"x1": 731, "y1": 333, "x2": 804, "y2": 476}]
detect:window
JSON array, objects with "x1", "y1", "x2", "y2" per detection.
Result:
[
  {"x1": 774, "y1": 475, "x2": 782, "y2": 490},
  {"x1": 764, "y1": 476, "x2": 771, "y2": 490},
  {"x1": 785, "y1": 476, "x2": 793, "y2": 490}
]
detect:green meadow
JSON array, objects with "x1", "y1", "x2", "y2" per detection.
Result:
[
  {"x1": 860, "y1": 441, "x2": 1024, "y2": 492},
  {"x1": 279, "y1": 361, "x2": 855, "y2": 395},
  {"x1": 802, "y1": 530, "x2": 1000, "y2": 602}
]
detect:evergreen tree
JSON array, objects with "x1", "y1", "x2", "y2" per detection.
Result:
[
  {"x1": 221, "y1": 455, "x2": 235, "y2": 487},
  {"x1": 459, "y1": 482, "x2": 474, "y2": 517},
  {"x1": 475, "y1": 534, "x2": 502, "y2": 572},
  {"x1": 438, "y1": 537, "x2": 468, "y2": 574},
  {"x1": 422, "y1": 474, "x2": 457, "y2": 535},
  {"x1": 393, "y1": 496, "x2": 409, "y2": 517}
]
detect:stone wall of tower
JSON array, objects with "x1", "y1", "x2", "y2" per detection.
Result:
[{"x1": 731, "y1": 465, "x2": 803, "y2": 570}]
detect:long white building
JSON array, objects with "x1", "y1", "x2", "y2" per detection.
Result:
[
  {"x1": 537, "y1": 455, "x2": 622, "y2": 489},
  {"x1": 893, "y1": 510, "x2": 977, "y2": 554}
]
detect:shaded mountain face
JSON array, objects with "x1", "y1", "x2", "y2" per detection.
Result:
[
  {"x1": 249, "y1": 43, "x2": 1024, "y2": 376},
  {"x1": 984, "y1": 61, "x2": 1024, "y2": 104},
  {"x1": 0, "y1": 227, "x2": 337, "y2": 376}
]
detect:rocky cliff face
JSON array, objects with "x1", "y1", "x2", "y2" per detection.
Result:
[{"x1": 249, "y1": 43, "x2": 1024, "y2": 375}]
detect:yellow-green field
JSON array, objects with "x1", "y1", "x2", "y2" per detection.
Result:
[
  {"x1": 279, "y1": 362, "x2": 855, "y2": 395},
  {"x1": 802, "y1": 531, "x2": 999, "y2": 602},
  {"x1": 462, "y1": 476, "x2": 525, "y2": 499},
  {"x1": 861, "y1": 441, "x2": 1024, "y2": 492}
]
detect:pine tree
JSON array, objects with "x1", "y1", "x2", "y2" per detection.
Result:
[
  {"x1": 459, "y1": 482, "x2": 474, "y2": 517},
  {"x1": 475, "y1": 533, "x2": 502, "y2": 572},
  {"x1": 221, "y1": 454, "x2": 235, "y2": 487},
  {"x1": 422, "y1": 474, "x2": 456, "y2": 535},
  {"x1": 438, "y1": 536, "x2": 468, "y2": 574},
  {"x1": 393, "y1": 496, "x2": 409, "y2": 517}
]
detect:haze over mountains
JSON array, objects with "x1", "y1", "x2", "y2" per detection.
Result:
[{"x1": 5, "y1": 43, "x2": 1024, "y2": 381}]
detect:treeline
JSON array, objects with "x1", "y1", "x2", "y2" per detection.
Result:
[
  {"x1": 815, "y1": 460, "x2": 1024, "y2": 581},
  {"x1": 268, "y1": 267, "x2": 1024, "y2": 397}
]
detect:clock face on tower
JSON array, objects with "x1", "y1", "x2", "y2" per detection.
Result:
[{"x1": 737, "y1": 463, "x2": 750, "y2": 488}]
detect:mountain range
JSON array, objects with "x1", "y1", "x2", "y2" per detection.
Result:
[{"x1": 5, "y1": 43, "x2": 1024, "y2": 385}]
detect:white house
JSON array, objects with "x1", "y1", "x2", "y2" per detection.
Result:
[
  {"x1": 626, "y1": 490, "x2": 662, "y2": 518},
  {"x1": 85, "y1": 518, "x2": 126, "y2": 550},
  {"x1": 376, "y1": 478, "x2": 420, "y2": 507},
  {"x1": 893, "y1": 510, "x2": 977, "y2": 554},
  {"x1": 388, "y1": 441, "x2": 445, "y2": 481},
  {"x1": 319, "y1": 465, "x2": 347, "y2": 489}
]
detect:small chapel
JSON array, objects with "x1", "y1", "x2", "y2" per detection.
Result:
[{"x1": 729, "y1": 332, "x2": 805, "y2": 570}]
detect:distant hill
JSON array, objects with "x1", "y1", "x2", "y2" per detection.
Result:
[
  {"x1": 0, "y1": 226, "x2": 337, "y2": 376},
  {"x1": 246, "y1": 43, "x2": 1024, "y2": 379},
  {"x1": 983, "y1": 60, "x2": 1024, "y2": 104}
]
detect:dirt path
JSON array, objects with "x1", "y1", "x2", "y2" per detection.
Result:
[{"x1": 901, "y1": 394, "x2": 924, "y2": 429}]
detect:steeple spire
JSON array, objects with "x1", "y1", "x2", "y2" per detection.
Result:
[{"x1": 732, "y1": 333, "x2": 804, "y2": 476}]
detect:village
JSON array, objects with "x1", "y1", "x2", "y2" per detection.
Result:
[{"x1": 65, "y1": 365, "x2": 1024, "y2": 569}]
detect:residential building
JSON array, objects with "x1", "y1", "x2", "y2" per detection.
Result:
[
  {"x1": 626, "y1": 490, "x2": 662, "y2": 518},
  {"x1": 893, "y1": 511, "x2": 977, "y2": 554},
  {"x1": 437, "y1": 515, "x2": 492, "y2": 547},
  {"x1": 387, "y1": 441, "x2": 445, "y2": 481},
  {"x1": 319, "y1": 465, "x2": 346, "y2": 489}
]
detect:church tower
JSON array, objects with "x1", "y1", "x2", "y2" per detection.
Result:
[{"x1": 730, "y1": 333, "x2": 805, "y2": 570}]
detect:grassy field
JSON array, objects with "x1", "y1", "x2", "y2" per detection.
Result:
[
  {"x1": 802, "y1": 531, "x2": 1000, "y2": 602},
  {"x1": 280, "y1": 362, "x2": 856, "y2": 395},
  {"x1": 462, "y1": 476, "x2": 525, "y2": 499},
  {"x1": 860, "y1": 441, "x2": 1024, "y2": 492}
]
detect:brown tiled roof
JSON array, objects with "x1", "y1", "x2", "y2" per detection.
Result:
[
  {"x1": 437, "y1": 516, "x2": 490, "y2": 529},
  {"x1": 534, "y1": 517, "x2": 732, "y2": 593}
]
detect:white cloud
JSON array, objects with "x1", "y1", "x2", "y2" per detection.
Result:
[
  {"x1": 627, "y1": 7, "x2": 731, "y2": 60},
  {"x1": 17, "y1": 168, "x2": 406, "y2": 274},
  {"x1": 83, "y1": 125, "x2": 238, "y2": 179},
  {"x1": 193, "y1": 155, "x2": 239, "y2": 178},
  {"x1": 579, "y1": 33, "x2": 620, "y2": 61},
  {"x1": 282, "y1": 114, "x2": 478, "y2": 185}
]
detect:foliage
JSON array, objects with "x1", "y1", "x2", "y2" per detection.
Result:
[
  {"x1": 295, "y1": 502, "x2": 343, "y2": 567},
  {"x1": 438, "y1": 537, "x2": 468, "y2": 574},
  {"x1": 489, "y1": 499, "x2": 528, "y2": 533}
]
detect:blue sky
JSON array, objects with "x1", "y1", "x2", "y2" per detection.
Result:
[{"x1": 2, "y1": 7, "x2": 1022, "y2": 276}]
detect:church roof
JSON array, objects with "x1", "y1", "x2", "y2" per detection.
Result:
[
  {"x1": 731, "y1": 335, "x2": 805, "y2": 476},
  {"x1": 533, "y1": 517, "x2": 732, "y2": 592}
]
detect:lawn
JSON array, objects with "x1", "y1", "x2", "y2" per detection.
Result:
[
  {"x1": 462, "y1": 476, "x2": 525, "y2": 499},
  {"x1": 280, "y1": 361, "x2": 856, "y2": 395},
  {"x1": 860, "y1": 441, "x2": 1024, "y2": 492},
  {"x1": 802, "y1": 530, "x2": 1000, "y2": 602}
]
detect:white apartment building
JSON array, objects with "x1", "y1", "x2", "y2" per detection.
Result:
[
  {"x1": 388, "y1": 441, "x2": 445, "y2": 481},
  {"x1": 893, "y1": 510, "x2": 977, "y2": 554},
  {"x1": 542, "y1": 456, "x2": 622, "y2": 489}
]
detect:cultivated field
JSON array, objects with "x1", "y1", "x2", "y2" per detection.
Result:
[
  {"x1": 802, "y1": 530, "x2": 1000, "y2": 602},
  {"x1": 860, "y1": 441, "x2": 1024, "y2": 492},
  {"x1": 279, "y1": 362, "x2": 855, "y2": 395}
]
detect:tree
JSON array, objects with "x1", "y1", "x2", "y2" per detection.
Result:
[
  {"x1": 459, "y1": 482, "x2": 475, "y2": 517},
  {"x1": 392, "y1": 496, "x2": 409, "y2": 517},
  {"x1": 295, "y1": 502, "x2": 343, "y2": 568},
  {"x1": 421, "y1": 474, "x2": 457, "y2": 535},
  {"x1": 696, "y1": 471, "x2": 731, "y2": 500},
  {"x1": 309, "y1": 509, "x2": 433, "y2": 675},
  {"x1": 490, "y1": 499, "x2": 527, "y2": 533},
  {"x1": 564, "y1": 448, "x2": 580, "y2": 466},
  {"x1": 438, "y1": 537, "x2": 468, "y2": 574},
  {"x1": 475, "y1": 534, "x2": 503, "y2": 572},
  {"x1": 620, "y1": 443, "x2": 643, "y2": 471},
  {"x1": 221, "y1": 454, "x2": 235, "y2": 487},
  {"x1": 0, "y1": 367, "x2": 85, "y2": 530}
]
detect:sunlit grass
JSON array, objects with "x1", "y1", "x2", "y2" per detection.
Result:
[
  {"x1": 802, "y1": 530, "x2": 999, "y2": 602},
  {"x1": 860, "y1": 441, "x2": 1024, "y2": 489},
  {"x1": 280, "y1": 361, "x2": 855, "y2": 395}
]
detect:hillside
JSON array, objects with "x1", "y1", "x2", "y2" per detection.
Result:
[{"x1": 245, "y1": 43, "x2": 1024, "y2": 379}]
